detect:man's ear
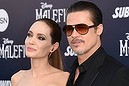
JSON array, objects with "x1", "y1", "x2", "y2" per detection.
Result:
[
  {"x1": 96, "y1": 24, "x2": 103, "y2": 36},
  {"x1": 50, "y1": 42, "x2": 59, "y2": 52}
]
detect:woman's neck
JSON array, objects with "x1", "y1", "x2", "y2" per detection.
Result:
[{"x1": 30, "y1": 58, "x2": 53, "y2": 78}]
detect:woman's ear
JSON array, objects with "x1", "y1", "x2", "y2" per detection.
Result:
[
  {"x1": 50, "y1": 42, "x2": 59, "y2": 52},
  {"x1": 96, "y1": 24, "x2": 103, "y2": 35}
]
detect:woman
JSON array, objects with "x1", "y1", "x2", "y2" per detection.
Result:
[{"x1": 11, "y1": 18, "x2": 69, "y2": 86}]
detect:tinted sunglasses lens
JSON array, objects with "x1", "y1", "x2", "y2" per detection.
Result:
[
  {"x1": 65, "y1": 26, "x2": 73, "y2": 36},
  {"x1": 75, "y1": 24, "x2": 89, "y2": 35}
]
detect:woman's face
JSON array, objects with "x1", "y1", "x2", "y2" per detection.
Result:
[{"x1": 25, "y1": 21, "x2": 53, "y2": 59}]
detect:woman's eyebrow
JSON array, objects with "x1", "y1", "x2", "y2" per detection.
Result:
[
  {"x1": 28, "y1": 30, "x2": 32, "y2": 34},
  {"x1": 37, "y1": 33, "x2": 47, "y2": 38}
]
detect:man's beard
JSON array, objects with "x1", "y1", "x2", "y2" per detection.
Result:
[{"x1": 74, "y1": 49, "x2": 85, "y2": 55}]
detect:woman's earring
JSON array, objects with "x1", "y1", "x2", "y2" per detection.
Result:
[
  {"x1": 48, "y1": 52, "x2": 52, "y2": 58},
  {"x1": 48, "y1": 47, "x2": 54, "y2": 58}
]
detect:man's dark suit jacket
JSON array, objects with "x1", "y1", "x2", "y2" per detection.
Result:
[{"x1": 66, "y1": 47, "x2": 129, "y2": 86}]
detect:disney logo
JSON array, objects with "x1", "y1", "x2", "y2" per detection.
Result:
[
  {"x1": 126, "y1": 33, "x2": 129, "y2": 40},
  {"x1": 40, "y1": 2, "x2": 53, "y2": 9},
  {"x1": 3, "y1": 38, "x2": 14, "y2": 45}
]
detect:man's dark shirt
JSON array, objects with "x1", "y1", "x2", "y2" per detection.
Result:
[{"x1": 67, "y1": 47, "x2": 101, "y2": 86}]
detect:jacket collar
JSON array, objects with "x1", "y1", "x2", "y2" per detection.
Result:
[{"x1": 82, "y1": 47, "x2": 107, "y2": 86}]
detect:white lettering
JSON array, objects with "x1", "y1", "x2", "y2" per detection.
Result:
[
  {"x1": 3, "y1": 38, "x2": 14, "y2": 45},
  {"x1": 126, "y1": 33, "x2": 129, "y2": 40},
  {"x1": 119, "y1": 40, "x2": 129, "y2": 56},
  {"x1": 40, "y1": 2, "x2": 53, "y2": 9},
  {"x1": 0, "y1": 44, "x2": 25, "y2": 59},
  {"x1": 0, "y1": 9, "x2": 9, "y2": 32},
  {"x1": 112, "y1": 7, "x2": 129, "y2": 19},
  {"x1": 64, "y1": 46, "x2": 77, "y2": 56},
  {"x1": 35, "y1": 9, "x2": 66, "y2": 22},
  {"x1": 36, "y1": 9, "x2": 43, "y2": 19},
  {"x1": 0, "y1": 38, "x2": 26, "y2": 59},
  {"x1": 0, "y1": 17, "x2": 8, "y2": 24},
  {"x1": 0, "y1": 80, "x2": 11, "y2": 86},
  {"x1": 35, "y1": 2, "x2": 67, "y2": 22},
  {"x1": 52, "y1": 9, "x2": 58, "y2": 22}
]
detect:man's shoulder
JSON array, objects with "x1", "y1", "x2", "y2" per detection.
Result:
[{"x1": 100, "y1": 54, "x2": 129, "y2": 74}]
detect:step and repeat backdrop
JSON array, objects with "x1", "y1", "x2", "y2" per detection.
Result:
[{"x1": 0, "y1": 0, "x2": 129, "y2": 85}]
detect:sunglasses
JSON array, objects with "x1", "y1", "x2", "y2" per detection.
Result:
[{"x1": 63, "y1": 23, "x2": 96, "y2": 36}]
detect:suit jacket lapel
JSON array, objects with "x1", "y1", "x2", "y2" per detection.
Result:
[{"x1": 82, "y1": 47, "x2": 106, "y2": 86}]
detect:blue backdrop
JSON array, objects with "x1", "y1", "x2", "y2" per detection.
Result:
[{"x1": 0, "y1": 0, "x2": 129, "y2": 85}]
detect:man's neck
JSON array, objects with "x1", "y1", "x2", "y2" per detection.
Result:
[{"x1": 77, "y1": 45, "x2": 101, "y2": 65}]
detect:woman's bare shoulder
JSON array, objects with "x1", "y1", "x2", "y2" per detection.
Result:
[
  {"x1": 54, "y1": 70, "x2": 69, "y2": 86},
  {"x1": 52, "y1": 68, "x2": 69, "y2": 77},
  {"x1": 11, "y1": 70, "x2": 27, "y2": 85},
  {"x1": 59, "y1": 70, "x2": 69, "y2": 78},
  {"x1": 11, "y1": 70, "x2": 26, "y2": 79}
]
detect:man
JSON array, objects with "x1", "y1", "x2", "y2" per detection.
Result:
[{"x1": 63, "y1": 1, "x2": 129, "y2": 86}]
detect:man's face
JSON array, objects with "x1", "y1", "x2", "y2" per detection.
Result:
[{"x1": 66, "y1": 11, "x2": 102, "y2": 56}]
